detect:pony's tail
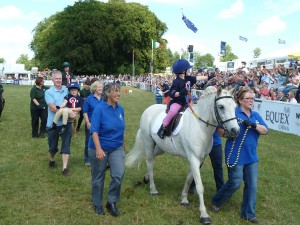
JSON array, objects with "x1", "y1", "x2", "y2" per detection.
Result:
[{"x1": 125, "y1": 129, "x2": 145, "y2": 168}]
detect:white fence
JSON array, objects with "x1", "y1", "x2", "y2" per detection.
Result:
[{"x1": 192, "y1": 90, "x2": 300, "y2": 136}]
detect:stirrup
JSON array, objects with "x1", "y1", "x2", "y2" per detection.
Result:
[{"x1": 157, "y1": 125, "x2": 166, "y2": 139}]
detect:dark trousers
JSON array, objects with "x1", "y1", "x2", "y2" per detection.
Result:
[
  {"x1": 0, "y1": 98, "x2": 4, "y2": 117},
  {"x1": 84, "y1": 124, "x2": 90, "y2": 163},
  {"x1": 31, "y1": 108, "x2": 48, "y2": 137},
  {"x1": 77, "y1": 111, "x2": 84, "y2": 130}
]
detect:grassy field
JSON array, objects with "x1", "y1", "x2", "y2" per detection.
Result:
[{"x1": 0, "y1": 84, "x2": 299, "y2": 225}]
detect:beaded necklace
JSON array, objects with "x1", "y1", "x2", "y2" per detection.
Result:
[{"x1": 226, "y1": 117, "x2": 249, "y2": 168}]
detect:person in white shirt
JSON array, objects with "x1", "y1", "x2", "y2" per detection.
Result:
[{"x1": 287, "y1": 91, "x2": 298, "y2": 104}]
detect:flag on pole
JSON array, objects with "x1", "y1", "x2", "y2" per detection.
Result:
[
  {"x1": 239, "y1": 36, "x2": 248, "y2": 42},
  {"x1": 220, "y1": 41, "x2": 226, "y2": 55},
  {"x1": 278, "y1": 39, "x2": 286, "y2": 44},
  {"x1": 152, "y1": 39, "x2": 162, "y2": 49},
  {"x1": 182, "y1": 15, "x2": 198, "y2": 33}
]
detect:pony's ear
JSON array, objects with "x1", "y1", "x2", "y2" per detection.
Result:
[
  {"x1": 229, "y1": 87, "x2": 235, "y2": 95},
  {"x1": 217, "y1": 86, "x2": 222, "y2": 96}
]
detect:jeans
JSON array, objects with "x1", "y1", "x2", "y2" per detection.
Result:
[
  {"x1": 31, "y1": 108, "x2": 48, "y2": 137},
  {"x1": 84, "y1": 124, "x2": 90, "y2": 163},
  {"x1": 212, "y1": 162, "x2": 258, "y2": 219},
  {"x1": 155, "y1": 96, "x2": 162, "y2": 104},
  {"x1": 47, "y1": 122, "x2": 72, "y2": 154},
  {"x1": 88, "y1": 147, "x2": 125, "y2": 208}
]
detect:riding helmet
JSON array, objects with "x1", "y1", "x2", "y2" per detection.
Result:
[
  {"x1": 62, "y1": 61, "x2": 70, "y2": 68},
  {"x1": 67, "y1": 82, "x2": 80, "y2": 90},
  {"x1": 172, "y1": 59, "x2": 192, "y2": 74}
]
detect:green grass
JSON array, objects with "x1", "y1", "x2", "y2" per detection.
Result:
[{"x1": 0, "y1": 85, "x2": 299, "y2": 225}]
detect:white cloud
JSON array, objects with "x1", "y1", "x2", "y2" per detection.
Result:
[
  {"x1": 163, "y1": 33, "x2": 207, "y2": 54},
  {"x1": 0, "y1": 5, "x2": 22, "y2": 20},
  {"x1": 261, "y1": 42, "x2": 300, "y2": 58},
  {"x1": 264, "y1": 0, "x2": 300, "y2": 17},
  {"x1": 0, "y1": 25, "x2": 33, "y2": 63},
  {"x1": 218, "y1": 0, "x2": 244, "y2": 19},
  {"x1": 256, "y1": 15, "x2": 286, "y2": 36},
  {"x1": 0, "y1": 4, "x2": 44, "y2": 63}
]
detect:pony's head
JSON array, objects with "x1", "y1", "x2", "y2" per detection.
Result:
[{"x1": 214, "y1": 86, "x2": 240, "y2": 138}]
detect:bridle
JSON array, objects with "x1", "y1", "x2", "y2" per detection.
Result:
[
  {"x1": 188, "y1": 95, "x2": 237, "y2": 130},
  {"x1": 214, "y1": 96, "x2": 237, "y2": 129}
]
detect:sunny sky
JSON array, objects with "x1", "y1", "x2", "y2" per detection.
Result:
[{"x1": 1, "y1": 0, "x2": 300, "y2": 64}]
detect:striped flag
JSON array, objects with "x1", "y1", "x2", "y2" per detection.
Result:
[
  {"x1": 152, "y1": 39, "x2": 162, "y2": 49},
  {"x1": 278, "y1": 39, "x2": 286, "y2": 44},
  {"x1": 239, "y1": 36, "x2": 248, "y2": 42}
]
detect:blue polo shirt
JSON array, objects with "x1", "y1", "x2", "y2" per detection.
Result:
[
  {"x1": 88, "y1": 100, "x2": 125, "y2": 151},
  {"x1": 213, "y1": 130, "x2": 222, "y2": 146},
  {"x1": 45, "y1": 86, "x2": 69, "y2": 127},
  {"x1": 82, "y1": 94, "x2": 102, "y2": 121},
  {"x1": 225, "y1": 107, "x2": 268, "y2": 165}
]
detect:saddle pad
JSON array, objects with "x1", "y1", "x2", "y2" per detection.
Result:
[{"x1": 152, "y1": 111, "x2": 184, "y2": 136}]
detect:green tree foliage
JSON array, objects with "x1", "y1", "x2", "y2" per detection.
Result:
[
  {"x1": 30, "y1": 1, "x2": 168, "y2": 74},
  {"x1": 193, "y1": 53, "x2": 215, "y2": 69},
  {"x1": 253, "y1": 47, "x2": 261, "y2": 59},
  {"x1": 16, "y1": 54, "x2": 34, "y2": 70},
  {"x1": 0, "y1": 58, "x2": 4, "y2": 63},
  {"x1": 220, "y1": 44, "x2": 238, "y2": 62}
]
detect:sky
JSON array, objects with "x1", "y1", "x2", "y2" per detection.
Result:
[{"x1": 1, "y1": 0, "x2": 300, "y2": 64}]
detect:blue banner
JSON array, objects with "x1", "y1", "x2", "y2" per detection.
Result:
[
  {"x1": 182, "y1": 15, "x2": 198, "y2": 33},
  {"x1": 220, "y1": 41, "x2": 226, "y2": 55}
]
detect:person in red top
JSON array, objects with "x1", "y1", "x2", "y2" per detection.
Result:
[{"x1": 258, "y1": 81, "x2": 269, "y2": 99}]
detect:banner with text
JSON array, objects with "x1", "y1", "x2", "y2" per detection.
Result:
[{"x1": 253, "y1": 99, "x2": 300, "y2": 136}]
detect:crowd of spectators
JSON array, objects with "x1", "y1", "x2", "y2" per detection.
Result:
[{"x1": 3, "y1": 59, "x2": 300, "y2": 104}]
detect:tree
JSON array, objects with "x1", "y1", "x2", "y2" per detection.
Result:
[
  {"x1": 193, "y1": 53, "x2": 215, "y2": 69},
  {"x1": 0, "y1": 58, "x2": 4, "y2": 63},
  {"x1": 30, "y1": 1, "x2": 168, "y2": 74},
  {"x1": 16, "y1": 54, "x2": 33, "y2": 70},
  {"x1": 220, "y1": 44, "x2": 238, "y2": 62},
  {"x1": 253, "y1": 47, "x2": 261, "y2": 59}
]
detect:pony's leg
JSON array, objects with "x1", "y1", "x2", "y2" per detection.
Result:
[
  {"x1": 144, "y1": 146, "x2": 164, "y2": 184},
  {"x1": 188, "y1": 156, "x2": 211, "y2": 224},
  {"x1": 181, "y1": 168, "x2": 194, "y2": 206},
  {"x1": 144, "y1": 143, "x2": 160, "y2": 195}
]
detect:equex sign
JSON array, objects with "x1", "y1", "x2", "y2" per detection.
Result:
[{"x1": 253, "y1": 99, "x2": 300, "y2": 136}]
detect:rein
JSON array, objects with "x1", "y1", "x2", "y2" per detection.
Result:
[{"x1": 188, "y1": 95, "x2": 237, "y2": 130}]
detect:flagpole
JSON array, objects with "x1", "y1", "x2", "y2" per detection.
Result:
[
  {"x1": 151, "y1": 39, "x2": 154, "y2": 86},
  {"x1": 132, "y1": 49, "x2": 135, "y2": 82}
]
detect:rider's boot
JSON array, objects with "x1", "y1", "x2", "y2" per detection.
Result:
[{"x1": 157, "y1": 124, "x2": 166, "y2": 139}]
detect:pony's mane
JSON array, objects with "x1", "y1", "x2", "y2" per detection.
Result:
[{"x1": 200, "y1": 86, "x2": 217, "y2": 98}]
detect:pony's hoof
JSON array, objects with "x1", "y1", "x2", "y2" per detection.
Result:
[
  {"x1": 181, "y1": 202, "x2": 190, "y2": 207},
  {"x1": 150, "y1": 192, "x2": 158, "y2": 196},
  {"x1": 143, "y1": 176, "x2": 149, "y2": 184},
  {"x1": 200, "y1": 217, "x2": 211, "y2": 224}
]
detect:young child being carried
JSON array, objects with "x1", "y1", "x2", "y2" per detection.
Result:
[{"x1": 48, "y1": 82, "x2": 83, "y2": 134}]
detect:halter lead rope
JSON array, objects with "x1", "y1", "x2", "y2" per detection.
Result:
[
  {"x1": 188, "y1": 95, "x2": 237, "y2": 130},
  {"x1": 226, "y1": 118, "x2": 248, "y2": 168}
]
